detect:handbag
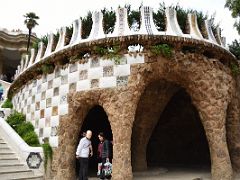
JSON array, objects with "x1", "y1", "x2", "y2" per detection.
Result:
[{"x1": 103, "y1": 159, "x2": 112, "y2": 176}]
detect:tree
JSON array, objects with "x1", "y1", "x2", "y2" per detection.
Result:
[
  {"x1": 229, "y1": 40, "x2": 240, "y2": 59},
  {"x1": 102, "y1": 8, "x2": 116, "y2": 34},
  {"x1": 24, "y1": 12, "x2": 39, "y2": 52},
  {"x1": 225, "y1": 0, "x2": 240, "y2": 33},
  {"x1": 81, "y1": 11, "x2": 92, "y2": 39},
  {"x1": 225, "y1": 0, "x2": 240, "y2": 59}
]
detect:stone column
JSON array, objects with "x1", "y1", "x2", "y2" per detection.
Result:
[
  {"x1": 54, "y1": 93, "x2": 92, "y2": 180},
  {"x1": 227, "y1": 84, "x2": 240, "y2": 173},
  {"x1": 103, "y1": 88, "x2": 140, "y2": 180},
  {"x1": 194, "y1": 99, "x2": 233, "y2": 180}
]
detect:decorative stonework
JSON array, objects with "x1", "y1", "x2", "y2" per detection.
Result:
[
  {"x1": 69, "y1": 63, "x2": 78, "y2": 73},
  {"x1": 103, "y1": 66, "x2": 114, "y2": 77},
  {"x1": 26, "y1": 152, "x2": 43, "y2": 169},
  {"x1": 79, "y1": 70, "x2": 88, "y2": 80},
  {"x1": 90, "y1": 79, "x2": 99, "y2": 88},
  {"x1": 91, "y1": 58, "x2": 100, "y2": 68},
  {"x1": 117, "y1": 76, "x2": 128, "y2": 86}
]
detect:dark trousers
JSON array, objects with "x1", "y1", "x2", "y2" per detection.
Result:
[{"x1": 79, "y1": 157, "x2": 89, "y2": 180}]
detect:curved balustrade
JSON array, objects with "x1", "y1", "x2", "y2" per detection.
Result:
[
  {"x1": 204, "y1": 19, "x2": 217, "y2": 43},
  {"x1": 44, "y1": 33, "x2": 54, "y2": 57},
  {"x1": 88, "y1": 11, "x2": 105, "y2": 40},
  {"x1": 138, "y1": 6, "x2": 162, "y2": 35},
  {"x1": 165, "y1": 7, "x2": 183, "y2": 36},
  {"x1": 55, "y1": 27, "x2": 66, "y2": 50},
  {"x1": 35, "y1": 42, "x2": 45, "y2": 64},
  {"x1": 70, "y1": 19, "x2": 82, "y2": 44},
  {"x1": 111, "y1": 8, "x2": 131, "y2": 37},
  {"x1": 188, "y1": 13, "x2": 203, "y2": 39},
  {"x1": 27, "y1": 48, "x2": 36, "y2": 68},
  {"x1": 14, "y1": 6, "x2": 231, "y2": 79}
]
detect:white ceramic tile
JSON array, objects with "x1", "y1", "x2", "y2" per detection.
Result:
[
  {"x1": 59, "y1": 104, "x2": 68, "y2": 116},
  {"x1": 99, "y1": 77, "x2": 117, "y2": 88},
  {"x1": 114, "y1": 64, "x2": 130, "y2": 76},
  {"x1": 50, "y1": 115, "x2": 59, "y2": 127},
  {"x1": 88, "y1": 67, "x2": 103, "y2": 79},
  {"x1": 49, "y1": 136, "x2": 58, "y2": 147},
  {"x1": 77, "y1": 80, "x2": 90, "y2": 91}
]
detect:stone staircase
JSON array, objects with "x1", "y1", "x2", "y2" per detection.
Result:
[{"x1": 0, "y1": 137, "x2": 43, "y2": 180}]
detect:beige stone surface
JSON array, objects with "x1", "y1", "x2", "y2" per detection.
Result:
[{"x1": 49, "y1": 51, "x2": 239, "y2": 180}]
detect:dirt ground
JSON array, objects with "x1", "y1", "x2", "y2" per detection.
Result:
[{"x1": 88, "y1": 166, "x2": 240, "y2": 180}]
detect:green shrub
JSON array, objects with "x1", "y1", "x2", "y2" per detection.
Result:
[
  {"x1": 151, "y1": 44, "x2": 173, "y2": 58},
  {"x1": 41, "y1": 64, "x2": 55, "y2": 75},
  {"x1": 22, "y1": 131, "x2": 40, "y2": 147},
  {"x1": 42, "y1": 143, "x2": 53, "y2": 171},
  {"x1": 94, "y1": 45, "x2": 122, "y2": 64},
  {"x1": 230, "y1": 62, "x2": 240, "y2": 76},
  {"x1": 7, "y1": 111, "x2": 40, "y2": 147},
  {"x1": 1, "y1": 99, "x2": 13, "y2": 109},
  {"x1": 6, "y1": 111, "x2": 25, "y2": 128},
  {"x1": 16, "y1": 122, "x2": 35, "y2": 137}
]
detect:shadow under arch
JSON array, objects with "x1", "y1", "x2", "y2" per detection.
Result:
[
  {"x1": 131, "y1": 80, "x2": 210, "y2": 176},
  {"x1": 75, "y1": 105, "x2": 113, "y2": 178}
]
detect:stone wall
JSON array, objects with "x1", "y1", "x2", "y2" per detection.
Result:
[{"x1": 50, "y1": 51, "x2": 239, "y2": 180}]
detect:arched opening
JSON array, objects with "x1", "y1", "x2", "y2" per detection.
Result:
[
  {"x1": 76, "y1": 105, "x2": 113, "y2": 177},
  {"x1": 147, "y1": 88, "x2": 210, "y2": 168},
  {"x1": 132, "y1": 81, "x2": 211, "y2": 178}
]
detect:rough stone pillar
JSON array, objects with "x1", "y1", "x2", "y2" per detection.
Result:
[
  {"x1": 227, "y1": 80, "x2": 240, "y2": 174},
  {"x1": 54, "y1": 93, "x2": 91, "y2": 180},
  {"x1": 194, "y1": 99, "x2": 233, "y2": 180},
  {"x1": 103, "y1": 88, "x2": 140, "y2": 180}
]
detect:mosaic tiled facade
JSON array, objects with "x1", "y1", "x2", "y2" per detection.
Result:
[{"x1": 12, "y1": 55, "x2": 144, "y2": 147}]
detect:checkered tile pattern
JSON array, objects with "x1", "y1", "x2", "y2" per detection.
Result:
[{"x1": 12, "y1": 54, "x2": 144, "y2": 147}]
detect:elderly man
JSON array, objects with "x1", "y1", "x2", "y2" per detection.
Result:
[{"x1": 76, "y1": 130, "x2": 93, "y2": 180}]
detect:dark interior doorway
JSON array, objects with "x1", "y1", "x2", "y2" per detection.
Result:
[
  {"x1": 147, "y1": 88, "x2": 211, "y2": 169},
  {"x1": 76, "y1": 105, "x2": 113, "y2": 177}
]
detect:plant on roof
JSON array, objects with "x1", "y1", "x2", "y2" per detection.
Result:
[
  {"x1": 94, "y1": 45, "x2": 122, "y2": 64},
  {"x1": 41, "y1": 64, "x2": 55, "y2": 75},
  {"x1": 151, "y1": 44, "x2": 173, "y2": 58}
]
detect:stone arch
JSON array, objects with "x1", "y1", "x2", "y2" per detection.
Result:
[
  {"x1": 131, "y1": 78, "x2": 211, "y2": 169},
  {"x1": 129, "y1": 52, "x2": 234, "y2": 180},
  {"x1": 54, "y1": 88, "x2": 141, "y2": 180},
  {"x1": 131, "y1": 80, "x2": 180, "y2": 171},
  {"x1": 76, "y1": 105, "x2": 113, "y2": 176}
]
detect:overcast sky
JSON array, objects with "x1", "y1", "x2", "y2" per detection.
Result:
[{"x1": 0, "y1": 0, "x2": 239, "y2": 44}]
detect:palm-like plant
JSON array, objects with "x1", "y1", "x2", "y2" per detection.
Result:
[{"x1": 24, "y1": 12, "x2": 39, "y2": 52}]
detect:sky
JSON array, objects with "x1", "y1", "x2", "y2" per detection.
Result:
[{"x1": 0, "y1": 0, "x2": 239, "y2": 44}]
